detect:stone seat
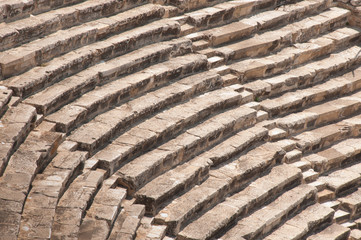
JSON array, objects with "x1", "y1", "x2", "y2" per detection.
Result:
[
  {"x1": 2, "y1": 19, "x2": 182, "y2": 96},
  {"x1": 230, "y1": 27, "x2": 360, "y2": 84},
  {"x1": 204, "y1": 0, "x2": 331, "y2": 46},
  {"x1": 294, "y1": 113, "x2": 361, "y2": 152},
  {"x1": 0, "y1": 0, "x2": 151, "y2": 52},
  {"x1": 0, "y1": 103, "x2": 37, "y2": 175},
  {"x1": 276, "y1": 91, "x2": 361, "y2": 134},
  {"x1": 51, "y1": 169, "x2": 106, "y2": 239},
  {"x1": 215, "y1": 7, "x2": 350, "y2": 62},
  {"x1": 114, "y1": 104, "x2": 256, "y2": 193},
  {"x1": 302, "y1": 137, "x2": 361, "y2": 174},
  {"x1": 134, "y1": 125, "x2": 267, "y2": 215},
  {"x1": 220, "y1": 184, "x2": 317, "y2": 240},
  {"x1": 109, "y1": 204, "x2": 145, "y2": 240},
  {"x1": 27, "y1": 53, "x2": 207, "y2": 118},
  {"x1": 260, "y1": 59, "x2": 361, "y2": 117},
  {"x1": 68, "y1": 87, "x2": 244, "y2": 154},
  {"x1": 264, "y1": 203, "x2": 335, "y2": 240},
  {"x1": 135, "y1": 217, "x2": 167, "y2": 240},
  {"x1": 0, "y1": 4, "x2": 165, "y2": 79},
  {"x1": 177, "y1": 165, "x2": 302, "y2": 240},
  {"x1": 154, "y1": 141, "x2": 286, "y2": 235},
  {"x1": 183, "y1": 0, "x2": 255, "y2": 29},
  {"x1": 318, "y1": 164, "x2": 361, "y2": 197},
  {"x1": 0, "y1": 0, "x2": 86, "y2": 24},
  {"x1": 17, "y1": 151, "x2": 87, "y2": 239},
  {"x1": 339, "y1": 188, "x2": 361, "y2": 219},
  {"x1": 306, "y1": 223, "x2": 350, "y2": 240},
  {"x1": 78, "y1": 184, "x2": 127, "y2": 240}
]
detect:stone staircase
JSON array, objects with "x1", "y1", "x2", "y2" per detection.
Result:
[{"x1": 3, "y1": 0, "x2": 361, "y2": 239}]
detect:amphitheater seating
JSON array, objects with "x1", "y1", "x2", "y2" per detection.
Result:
[{"x1": 3, "y1": 0, "x2": 361, "y2": 239}]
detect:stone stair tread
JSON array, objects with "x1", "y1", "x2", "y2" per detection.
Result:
[
  {"x1": 0, "y1": 103, "x2": 37, "y2": 175},
  {"x1": 318, "y1": 164, "x2": 361, "y2": 196},
  {"x1": 1, "y1": 130, "x2": 63, "y2": 194},
  {"x1": 0, "y1": 0, "x2": 83, "y2": 24},
  {"x1": 177, "y1": 164, "x2": 302, "y2": 240},
  {"x1": 306, "y1": 223, "x2": 350, "y2": 240},
  {"x1": 17, "y1": 150, "x2": 87, "y2": 239},
  {"x1": 109, "y1": 204, "x2": 145, "y2": 240},
  {"x1": 51, "y1": 169, "x2": 106, "y2": 239},
  {"x1": 78, "y1": 185, "x2": 127, "y2": 239},
  {"x1": 0, "y1": 87, "x2": 12, "y2": 115},
  {"x1": 264, "y1": 203, "x2": 335, "y2": 240},
  {"x1": 220, "y1": 184, "x2": 317, "y2": 240},
  {"x1": 135, "y1": 156, "x2": 212, "y2": 215},
  {"x1": 339, "y1": 188, "x2": 361, "y2": 219}
]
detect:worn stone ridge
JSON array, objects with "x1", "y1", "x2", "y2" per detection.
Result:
[{"x1": 3, "y1": 0, "x2": 361, "y2": 239}]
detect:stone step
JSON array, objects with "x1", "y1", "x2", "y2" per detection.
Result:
[
  {"x1": 115, "y1": 103, "x2": 256, "y2": 195},
  {"x1": 306, "y1": 223, "x2": 350, "y2": 240},
  {"x1": 108, "y1": 204, "x2": 145, "y2": 240},
  {"x1": 219, "y1": 184, "x2": 317, "y2": 240},
  {"x1": 302, "y1": 138, "x2": 361, "y2": 174},
  {"x1": 177, "y1": 164, "x2": 302, "y2": 240},
  {"x1": 154, "y1": 142, "x2": 286, "y2": 235},
  {"x1": 260, "y1": 59, "x2": 361, "y2": 117},
  {"x1": 0, "y1": 4, "x2": 165, "y2": 79},
  {"x1": 26, "y1": 52, "x2": 206, "y2": 116},
  {"x1": 204, "y1": 0, "x2": 332, "y2": 46},
  {"x1": 350, "y1": 229, "x2": 361, "y2": 240},
  {"x1": 276, "y1": 91, "x2": 361, "y2": 135},
  {"x1": 78, "y1": 185, "x2": 127, "y2": 240},
  {"x1": 2, "y1": 18, "x2": 182, "y2": 96},
  {"x1": 216, "y1": 7, "x2": 350, "y2": 62},
  {"x1": 203, "y1": 125, "x2": 269, "y2": 166},
  {"x1": 0, "y1": 87, "x2": 13, "y2": 117},
  {"x1": 51, "y1": 169, "x2": 106, "y2": 239},
  {"x1": 183, "y1": 0, "x2": 255, "y2": 29},
  {"x1": 17, "y1": 151, "x2": 87, "y2": 239},
  {"x1": 135, "y1": 217, "x2": 167, "y2": 240},
  {"x1": 265, "y1": 203, "x2": 335, "y2": 240},
  {"x1": 293, "y1": 114, "x2": 361, "y2": 154},
  {"x1": 0, "y1": 0, "x2": 148, "y2": 50},
  {"x1": 0, "y1": 103, "x2": 37, "y2": 175},
  {"x1": 43, "y1": 44, "x2": 198, "y2": 133},
  {"x1": 318, "y1": 163, "x2": 361, "y2": 197},
  {"x1": 231, "y1": 27, "x2": 361, "y2": 86},
  {"x1": 0, "y1": 130, "x2": 62, "y2": 193},
  {"x1": 334, "y1": 209, "x2": 350, "y2": 223},
  {"x1": 0, "y1": 0, "x2": 84, "y2": 24},
  {"x1": 339, "y1": 188, "x2": 361, "y2": 219},
  {"x1": 134, "y1": 156, "x2": 212, "y2": 215},
  {"x1": 0, "y1": 130, "x2": 62, "y2": 239},
  {"x1": 68, "y1": 86, "x2": 244, "y2": 154},
  {"x1": 165, "y1": 0, "x2": 228, "y2": 12},
  {"x1": 134, "y1": 125, "x2": 268, "y2": 215}
]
